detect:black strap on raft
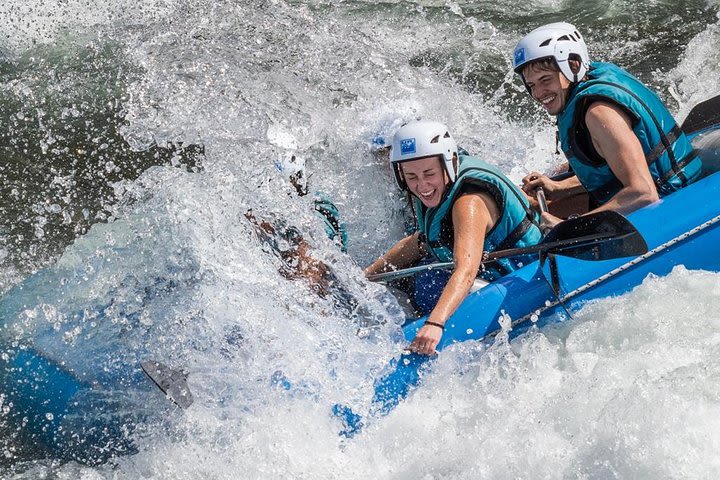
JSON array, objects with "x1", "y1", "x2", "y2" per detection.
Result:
[
  {"x1": 537, "y1": 251, "x2": 574, "y2": 320},
  {"x1": 548, "y1": 254, "x2": 562, "y2": 297}
]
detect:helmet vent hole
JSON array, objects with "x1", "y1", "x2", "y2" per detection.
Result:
[
  {"x1": 557, "y1": 35, "x2": 570, "y2": 42},
  {"x1": 430, "y1": 135, "x2": 440, "y2": 144},
  {"x1": 539, "y1": 38, "x2": 551, "y2": 47}
]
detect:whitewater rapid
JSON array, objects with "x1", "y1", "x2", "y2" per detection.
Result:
[{"x1": 2, "y1": 1, "x2": 720, "y2": 478}]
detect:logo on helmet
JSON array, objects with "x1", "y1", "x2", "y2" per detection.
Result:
[
  {"x1": 514, "y1": 48, "x2": 525, "y2": 67},
  {"x1": 400, "y1": 138, "x2": 416, "y2": 155}
]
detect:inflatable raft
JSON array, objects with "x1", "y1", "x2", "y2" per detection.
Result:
[
  {"x1": 338, "y1": 95, "x2": 720, "y2": 434},
  {"x1": 1, "y1": 95, "x2": 719, "y2": 459}
]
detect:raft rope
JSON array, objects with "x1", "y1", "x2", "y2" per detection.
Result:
[{"x1": 506, "y1": 212, "x2": 720, "y2": 333}]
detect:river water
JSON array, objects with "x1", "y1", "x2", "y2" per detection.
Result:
[{"x1": 1, "y1": 0, "x2": 720, "y2": 478}]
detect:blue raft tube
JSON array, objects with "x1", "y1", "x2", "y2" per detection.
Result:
[
  {"x1": 1, "y1": 97, "x2": 719, "y2": 457},
  {"x1": 336, "y1": 104, "x2": 720, "y2": 435}
]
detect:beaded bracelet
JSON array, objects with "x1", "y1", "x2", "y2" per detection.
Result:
[{"x1": 424, "y1": 321, "x2": 445, "y2": 330}]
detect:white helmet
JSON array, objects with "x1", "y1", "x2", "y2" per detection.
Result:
[
  {"x1": 512, "y1": 22, "x2": 590, "y2": 84},
  {"x1": 390, "y1": 120, "x2": 458, "y2": 190}
]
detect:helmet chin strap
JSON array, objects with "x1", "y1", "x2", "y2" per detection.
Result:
[{"x1": 446, "y1": 153, "x2": 459, "y2": 184}]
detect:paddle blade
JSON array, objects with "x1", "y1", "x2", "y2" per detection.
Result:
[
  {"x1": 141, "y1": 360, "x2": 194, "y2": 409},
  {"x1": 681, "y1": 94, "x2": 720, "y2": 135},
  {"x1": 543, "y1": 211, "x2": 648, "y2": 261}
]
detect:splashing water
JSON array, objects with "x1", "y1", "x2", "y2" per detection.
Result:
[{"x1": 1, "y1": 0, "x2": 720, "y2": 478}]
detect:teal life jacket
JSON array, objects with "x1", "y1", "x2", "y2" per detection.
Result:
[
  {"x1": 414, "y1": 154, "x2": 542, "y2": 281},
  {"x1": 557, "y1": 62, "x2": 701, "y2": 205},
  {"x1": 313, "y1": 192, "x2": 348, "y2": 253}
]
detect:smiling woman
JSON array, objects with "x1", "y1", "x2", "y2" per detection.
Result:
[
  {"x1": 399, "y1": 156, "x2": 446, "y2": 207},
  {"x1": 363, "y1": 120, "x2": 543, "y2": 355},
  {"x1": 2, "y1": 0, "x2": 719, "y2": 475}
]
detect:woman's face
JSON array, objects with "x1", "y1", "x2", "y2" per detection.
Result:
[{"x1": 401, "y1": 156, "x2": 448, "y2": 208}]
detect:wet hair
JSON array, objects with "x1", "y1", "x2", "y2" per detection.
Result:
[
  {"x1": 522, "y1": 57, "x2": 583, "y2": 79},
  {"x1": 521, "y1": 58, "x2": 560, "y2": 78}
]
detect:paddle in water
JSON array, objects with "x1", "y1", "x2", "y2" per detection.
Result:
[{"x1": 141, "y1": 360, "x2": 194, "y2": 409}]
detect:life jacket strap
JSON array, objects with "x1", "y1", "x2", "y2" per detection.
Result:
[
  {"x1": 645, "y1": 123, "x2": 691, "y2": 188},
  {"x1": 568, "y1": 123, "x2": 694, "y2": 201},
  {"x1": 497, "y1": 216, "x2": 535, "y2": 250},
  {"x1": 645, "y1": 124, "x2": 682, "y2": 165},
  {"x1": 656, "y1": 149, "x2": 699, "y2": 190}
]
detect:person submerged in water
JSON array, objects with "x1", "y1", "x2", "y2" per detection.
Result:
[
  {"x1": 364, "y1": 120, "x2": 542, "y2": 355},
  {"x1": 246, "y1": 154, "x2": 348, "y2": 297},
  {"x1": 512, "y1": 22, "x2": 701, "y2": 228}
]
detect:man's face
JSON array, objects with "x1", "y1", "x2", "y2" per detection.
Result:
[{"x1": 522, "y1": 64, "x2": 572, "y2": 116}]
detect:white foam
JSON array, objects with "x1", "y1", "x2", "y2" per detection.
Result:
[{"x1": 4, "y1": 1, "x2": 720, "y2": 477}]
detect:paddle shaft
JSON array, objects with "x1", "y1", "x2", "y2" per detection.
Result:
[
  {"x1": 536, "y1": 187, "x2": 549, "y2": 213},
  {"x1": 370, "y1": 188, "x2": 554, "y2": 283},
  {"x1": 367, "y1": 229, "x2": 631, "y2": 283},
  {"x1": 535, "y1": 187, "x2": 553, "y2": 236}
]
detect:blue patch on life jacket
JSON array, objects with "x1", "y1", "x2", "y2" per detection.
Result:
[
  {"x1": 514, "y1": 48, "x2": 525, "y2": 67},
  {"x1": 400, "y1": 138, "x2": 416, "y2": 155}
]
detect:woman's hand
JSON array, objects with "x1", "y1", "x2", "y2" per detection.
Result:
[
  {"x1": 408, "y1": 323, "x2": 444, "y2": 355},
  {"x1": 364, "y1": 232, "x2": 423, "y2": 277}
]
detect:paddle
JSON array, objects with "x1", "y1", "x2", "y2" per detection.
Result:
[
  {"x1": 367, "y1": 210, "x2": 647, "y2": 283},
  {"x1": 536, "y1": 186, "x2": 552, "y2": 235},
  {"x1": 536, "y1": 187, "x2": 549, "y2": 214},
  {"x1": 141, "y1": 360, "x2": 194, "y2": 409},
  {"x1": 681, "y1": 94, "x2": 720, "y2": 135}
]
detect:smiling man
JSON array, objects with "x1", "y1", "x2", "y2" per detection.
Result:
[{"x1": 512, "y1": 22, "x2": 702, "y2": 228}]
